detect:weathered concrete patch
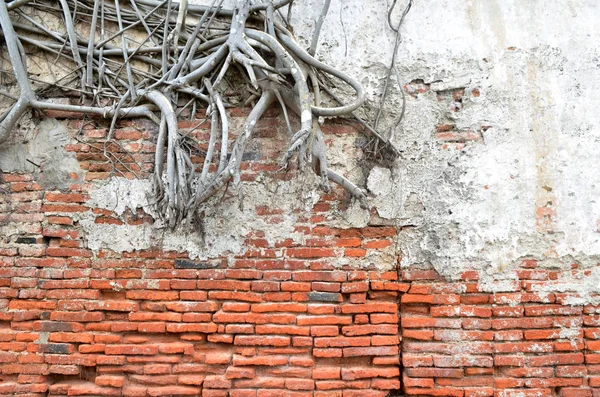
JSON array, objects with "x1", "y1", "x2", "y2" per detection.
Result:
[
  {"x1": 0, "y1": 118, "x2": 84, "y2": 189},
  {"x1": 81, "y1": 176, "x2": 316, "y2": 261}
]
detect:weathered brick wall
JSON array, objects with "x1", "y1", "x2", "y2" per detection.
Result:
[
  {"x1": 0, "y1": 110, "x2": 402, "y2": 397},
  {"x1": 401, "y1": 266, "x2": 600, "y2": 397},
  {"x1": 0, "y1": 110, "x2": 599, "y2": 397}
]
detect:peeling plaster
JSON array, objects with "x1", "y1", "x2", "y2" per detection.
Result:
[
  {"x1": 289, "y1": 0, "x2": 600, "y2": 297},
  {"x1": 79, "y1": 175, "x2": 396, "y2": 270},
  {"x1": 0, "y1": 118, "x2": 84, "y2": 189},
  {"x1": 1, "y1": 0, "x2": 599, "y2": 300},
  {"x1": 533, "y1": 267, "x2": 600, "y2": 306},
  {"x1": 81, "y1": 176, "x2": 321, "y2": 260}
]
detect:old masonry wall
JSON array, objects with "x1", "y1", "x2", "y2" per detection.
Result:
[
  {"x1": 0, "y1": 107, "x2": 599, "y2": 397},
  {"x1": 2, "y1": 0, "x2": 600, "y2": 396}
]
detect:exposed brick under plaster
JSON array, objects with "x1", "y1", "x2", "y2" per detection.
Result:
[{"x1": 0, "y1": 110, "x2": 599, "y2": 397}]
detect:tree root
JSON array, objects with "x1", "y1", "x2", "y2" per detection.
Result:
[{"x1": 0, "y1": 0, "x2": 408, "y2": 228}]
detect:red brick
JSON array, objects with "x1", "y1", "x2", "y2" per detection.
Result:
[
  {"x1": 50, "y1": 312, "x2": 104, "y2": 322},
  {"x1": 166, "y1": 323, "x2": 217, "y2": 333},
  {"x1": 341, "y1": 302, "x2": 397, "y2": 314},
  {"x1": 209, "y1": 291, "x2": 262, "y2": 302},
  {"x1": 364, "y1": 240, "x2": 392, "y2": 249},
  {"x1": 68, "y1": 384, "x2": 122, "y2": 396},
  {"x1": 96, "y1": 375, "x2": 125, "y2": 387},
  {"x1": 155, "y1": 343, "x2": 191, "y2": 355},
  {"x1": 126, "y1": 291, "x2": 179, "y2": 300},
  {"x1": 342, "y1": 324, "x2": 398, "y2": 336},
  {"x1": 405, "y1": 387, "x2": 464, "y2": 396},
  {"x1": 123, "y1": 386, "x2": 148, "y2": 396},
  {"x1": 165, "y1": 301, "x2": 220, "y2": 312},
  {"x1": 129, "y1": 312, "x2": 182, "y2": 322},
  {"x1": 282, "y1": 282, "x2": 311, "y2": 292},
  {"x1": 402, "y1": 317, "x2": 462, "y2": 329},
  {"x1": 344, "y1": 248, "x2": 366, "y2": 257},
  {"x1": 315, "y1": 336, "x2": 370, "y2": 347},
  {"x1": 313, "y1": 348, "x2": 342, "y2": 358},
  {"x1": 233, "y1": 355, "x2": 288, "y2": 366},
  {"x1": 252, "y1": 302, "x2": 307, "y2": 313},
  {"x1": 85, "y1": 300, "x2": 139, "y2": 312},
  {"x1": 287, "y1": 248, "x2": 336, "y2": 258},
  {"x1": 494, "y1": 341, "x2": 553, "y2": 353},
  {"x1": 204, "y1": 375, "x2": 232, "y2": 389},
  {"x1": 361, "y1": 227, "x2": 396, "y2": 238},
  {"x1": 197, "y1": 280, "x2": 251, "y2": 290},
  {"x1": 288, "y1": 356, "x2": 313, "y2": 367},
  {"x1": 147, "y1": 386, "x2": 200, "y2": 396},
  {"x1": 433, "y1": 354, "x2": 493, "y2": 367},
  {"x1": 293, "y1": 271, "x2": 346, "y2": 282},
  {"x1": 48, "y1": 332, "x2": 94, "y2": 344},
  {"x1": 559, "y1": 388, "x2": 592, "y2": 397},
  {"x1": 431, "y1": 305, "x2": 492, "y2": 318},
  {"x1": 371, "y1": 378, "x2": 400, "y2": 390},
  {"x1": 556, "y1": 365, "x2": 587, "y2": 377},
  {"x1": 234, "y1": 335, "x2": 290, "y2": 347},
  {"x1": 403, "y1": 353, "x2": 434, "y2": 367},
  {"x1": 343, "y1": 346, "x2": 399, "y2": 357},
  {"x1": 138, "y1": 322, "x2": 166, "y2": 333},
  {"x1": 286, "y1": 378, "x2": 314, "y2": 390},
  {"x1": 45, "y1": 192, "x2": 87, "y2": 203},
  {"x1": 372, "y1": 335, "x2": 399, "y2": 346},
  {"x1": 403, "y1": 374, "x2": 435, "y2": 388},
  {"x1": 298, "y1": 315, "x2": 352, "y2": 326},
  {"x1": 213, "y1": 312, "x2": 268, "y2": 324},
  {"x1": 105, "y1": 345, "x2": 158, "y2": 355},
  {"x1": 341, "y1": 367, "x2": 399, "y2": 380},
  {"x1": 226, "y1": 324, "x2": 255, "y2": 334},
  {"x1": 49, "y1": 364, "x2": 80, "y2": 375},
  {"x1": 524, "y1": 305, "x2": 582, "y2": 316},
  {"x1": 403, "y1": 329, "x2": 434, "y2": 340},
  {"x1": 256, "y1": 324, "x2": 310, "y2": 336},
  {"x1": 226, "y1": 367, "x2": 255, "y2": 379},
  {"x1": 406, "y1": 368, "x2": 464, "y2": 378},
  {"x1": 528, "y1": 353, "x2": 584, "y2": 366},
  {"x1": 311, "y1": 326, "x2": 339, "y2": 337}
]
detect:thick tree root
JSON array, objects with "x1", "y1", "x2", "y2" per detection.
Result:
[{"x1": 0, "y1": 0, "x2": 401, "y2": 228}]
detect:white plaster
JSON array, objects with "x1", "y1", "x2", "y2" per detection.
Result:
[{"x1": 81, "y1": 176, "x2": 324, "y2": 260}]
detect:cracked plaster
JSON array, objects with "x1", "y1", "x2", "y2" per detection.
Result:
[{"x1": 1, "y1": 0, "x2": 600, "y2": 300}]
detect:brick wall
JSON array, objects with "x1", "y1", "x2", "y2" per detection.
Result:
[
  {"x1": 400, "y1": 266, "x2": 600, "y2": 397},
  {"x1": 0, "y1": 109, "x2": 599, "y2": 397}
]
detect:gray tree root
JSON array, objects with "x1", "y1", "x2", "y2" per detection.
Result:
[{"x1": 0, "y1": 0, "x2": 408, "y2": 228}]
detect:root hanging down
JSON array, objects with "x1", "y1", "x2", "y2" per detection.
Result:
[{"x1": 0, "y1": 0, "x2": 404, "y2": 228}]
